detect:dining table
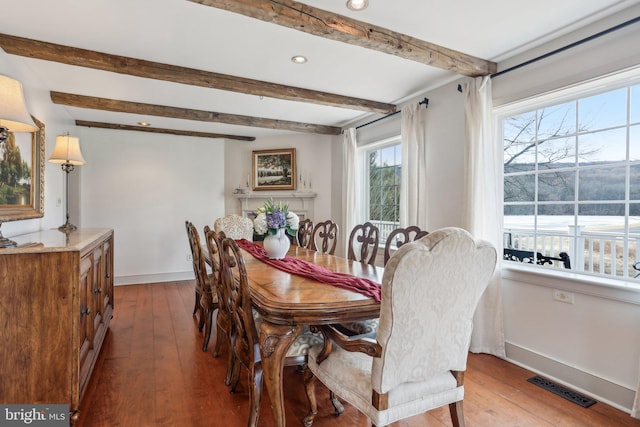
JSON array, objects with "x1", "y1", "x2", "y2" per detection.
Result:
[{"x1": 205, "y1": 241, "x2": 382, "y2": 427}]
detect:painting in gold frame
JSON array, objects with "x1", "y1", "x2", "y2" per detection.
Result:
[
  {"x1": 0, "y1": 116, "x2": 45, "y2": 221},
  {"x1": 252, "y1": 148, "x2": 296, "y2": 191}
]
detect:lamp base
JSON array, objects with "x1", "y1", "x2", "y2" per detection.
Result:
[
  {"x1": 0, "y1": 236, "x2": 17, "y2": 248},
  {"x1": 58, "y1": 222, "x2": 77, "y2": 233}
]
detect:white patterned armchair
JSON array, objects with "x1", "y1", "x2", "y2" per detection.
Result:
[
  {"x1": 213, "y1": 214, "x2": 253, "y2": 240},
  {"x1": 303, "y1": 227, "x2": 497, "y2": 427}
]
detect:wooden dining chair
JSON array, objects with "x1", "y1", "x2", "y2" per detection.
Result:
[
  {"x1": 303, "y1": 228, "x2": 498, "y2": 427},
  {"x1": 185, "y1": 221, "x2": 219, "y2": 351},
  {"x1": 383, "y1": 225, "x2": 429, "y2": 266},
  {"x1": 347, "y1": 222, "x2": 379, "y2": 265},
  {"x1": 218, "y1": 237, "x2": 324, "y2": 427},
  {"x1": 310, "y1": 220, "x2": 339, "y2": 255},
  {"x1": 297, "y1": 218, "x2": 314, "y2": 248}
]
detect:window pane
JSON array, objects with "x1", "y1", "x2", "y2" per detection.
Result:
[
  {"x1": 631, "y1": 164, "x2": 640, "y2": 200},
  {"x1": 504, "y1": 112, "x2": 536, "y2": 143},
  {"x1": 579, "y1": 166, "x2": 626, "y2": 201},
  {"x1": 504, "y1": 174, "x2": 535, "y2": 202},
  {"x1": 380, "y1": 146, "x2": 397, "y2": 166},
  {"x1": 631, "y1": 84, "x2": 640, "y2": 124},
  {"x1": 538, "y1": 204, "x2": 574, "y2": 215},
  {"x1": 504, "y1": 142, "x2": 536, "y2": 172},
  {"x1": 577, "y1": 203, "x2": 625, "y2": 216},
  {"x1": 538, "y1": 102, "x2": 576, "y2": 139},
  {"x1": 538, "y1": 137, "x2": 575, "y2": 169},
  {"x1": 504, "y1": 204, "x2": 535, "y2": 216},
  {"x1": 631, "y1": 124, "x2": 640, "y2": 162},
  {"x1": 578, "y1": 128, "x2": 627, "y2": 164},
  {"x1": 631, "y1": 203, "x2": 640, "y2": 215},
  {"x1": 538, "y1": 170, "x2": 575, "y2": 201},
  {"x1": 579, "y1": 88, "x2": 627, "y2": 130}
]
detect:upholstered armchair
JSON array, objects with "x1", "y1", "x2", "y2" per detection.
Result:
[
  {"x1": 303, "y1": 227, "x2": 497, "y2": 427},
  {"x1": 213, "y1": 214, "x2": 254, "y2": 240}
]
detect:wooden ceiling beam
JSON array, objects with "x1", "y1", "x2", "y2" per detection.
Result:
[
  {"x1": 188, "y1": 0, "x2": 497, "y2": 77},
  {"x1": 0, "y1": 33, "x2": 395, "y2": 114},
  {"x1": 75, "y1": 120, "x2": 255, "y2": 141},
  {"x1": 51, "y1": 92, "x2": 342, "y2": 135}
]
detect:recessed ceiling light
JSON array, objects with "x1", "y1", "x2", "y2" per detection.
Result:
[
  {"x1": 346, "y1": 0, "x2": 368, "y2": 11},
  {"x1": 138, "y1": 122, "x2": 151, "y2": 127},
  {"x1": 291, "y1": 55, "x2": 308, "y2": 64}
]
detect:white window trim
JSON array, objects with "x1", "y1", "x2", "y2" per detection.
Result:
[{"x1": 496, "y1": 65, "x2": 640, "y2": 293}]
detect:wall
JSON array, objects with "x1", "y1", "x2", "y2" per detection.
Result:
[
  {"x1": 224, "y1": 132, "x2": 336, "y2": 225},
  {"x1": 79, "y1": 128, "x2": 225, "y2": 285},
  {"x1": 492, "y1": 4, "x2": 640, "y2": 414},
  {"x1": 0, "y1": 50, "x2": 74, "y2": 238}
]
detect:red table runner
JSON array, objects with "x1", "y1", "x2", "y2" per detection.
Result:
[{"x1": 236, "y1": 239, "x2": 381, "y2": 302}]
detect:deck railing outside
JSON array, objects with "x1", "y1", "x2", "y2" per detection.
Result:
[{"x1": 504, "y1": 227, "x2": 640, "y2": 280}]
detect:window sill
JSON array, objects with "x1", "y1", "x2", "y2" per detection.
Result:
[{"x1": 501, "y1": 263, "x2": 640, "y2": 305}]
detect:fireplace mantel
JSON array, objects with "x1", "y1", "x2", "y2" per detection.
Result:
[{"x1": 232, "y1": 191, "x2": 317, "y2": 220}]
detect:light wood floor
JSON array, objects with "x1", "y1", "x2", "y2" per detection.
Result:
[{"x1": 76, "y1": 281, "x2": 639, "y2": 427}]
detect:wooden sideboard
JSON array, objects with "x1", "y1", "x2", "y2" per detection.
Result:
[{"x1": 0, "y1": 228, "x2": 114, "y2": 423}]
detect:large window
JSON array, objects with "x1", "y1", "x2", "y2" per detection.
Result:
[
  {"x1": 366, "y1": 139, "x2": 401, "y2": 245},
  {"x1": 501, "y1": 72, "x2": 640, "y2": 280}
]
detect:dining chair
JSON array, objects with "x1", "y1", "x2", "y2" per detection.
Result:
[
  {"x1": 302, "y1": 227, "x2": 497, "y2": 427},
  {"x1": 185, "y1": 221, "x2": 219, "y2": 351},
  {"x1": 383, "y1": 225, "x2": 429, "y2": 266},
  {"x1": 347, "y1": 222, "x2": 379, "y2": 265},
  {"x1": 297, "y1": 218, "x2": 314, "y2": 248},
  {"x1": 214, "y1": 214, "x2": 254, "y2": 240},
  {"x1": 218, "y1": 236, "x2": 324, "y2": 427},
  {"x1": 310, "y1": 220, "x2": 339, "y2": 255}
]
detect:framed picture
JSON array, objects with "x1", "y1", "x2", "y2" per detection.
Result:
[
  {"x1": 0, "y1": 116, "x2": 45, "y2": 221},
  {"x1": 252, "y1": 148, "x2": 296, "y2": 191}
]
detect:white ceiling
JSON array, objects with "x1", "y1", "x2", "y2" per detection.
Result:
[{"x1": 1, "y1": 0, "x2": 638, "y2": 138}]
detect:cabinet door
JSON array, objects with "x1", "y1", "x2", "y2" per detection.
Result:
[
  {"x1": 78, "y1": 256, "x2": 94, "y2": 383},
  {"x1": 99, "y1": 238, "x2": 114, "y2": 319},
  {"x1": 92, "y1": 245, "x2": 104, "y2": 336}
]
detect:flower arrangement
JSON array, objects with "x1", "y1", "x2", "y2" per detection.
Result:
[{"x1": 253, "y1": 199, "x2": 299, "y2": 237}]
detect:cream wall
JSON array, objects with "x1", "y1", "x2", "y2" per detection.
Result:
[{"x1": 78, "y1": 128, "x2": 225, "y2": 284}]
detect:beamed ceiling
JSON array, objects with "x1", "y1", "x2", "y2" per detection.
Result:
[{"x1": 1, "y1": 0, "x2": 637, "y2": 140}]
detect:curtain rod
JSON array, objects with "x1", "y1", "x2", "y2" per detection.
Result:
[
  {"x1": 491, "y1": 15, "x2": 640, "y2": 79},
  {"x1": 355, "y1": 97, "x2": 428, "y2": 130}
]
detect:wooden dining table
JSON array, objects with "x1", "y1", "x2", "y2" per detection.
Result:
[{"x1": 206, "y1": 242, "x2": 382, "y2": 427}]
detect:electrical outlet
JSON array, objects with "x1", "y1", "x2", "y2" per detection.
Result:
[
  {"x1": 553, "y1": 289, "x2": 574, "y2": 304},
  {"x1": 186, "y1": 253, "x2": 193, "y2": 262},
  {"x1": 56, "y1": 197, "x2": 62, "y2": 207}
]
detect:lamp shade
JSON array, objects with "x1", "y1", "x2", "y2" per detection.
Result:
[
  {"x1": 49, "y1": 134, "x2": 86, "y2": 165},
  {"x1": 0, "y1": 74, "x2": 38, "y2": 133}
]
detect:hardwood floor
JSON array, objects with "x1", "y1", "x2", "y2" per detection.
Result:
[{"x1": 76, "y1": 281, "x2": 639, "y2": 427}]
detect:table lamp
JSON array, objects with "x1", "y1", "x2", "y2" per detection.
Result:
[{"x1": 49, "y1": 133, "x2": 85, "y2": 232}]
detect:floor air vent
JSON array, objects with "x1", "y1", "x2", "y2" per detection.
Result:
[{"x1": 527, "y1": 376, "x2": 597, "y2": 408}]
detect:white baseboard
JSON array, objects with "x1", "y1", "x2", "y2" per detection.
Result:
[
  {"x1": 115, "y1": 271, "x2": 194, "y2": 286},
  {"x1": 505, "y1": 342, "x2": 635, "y2": 415}
]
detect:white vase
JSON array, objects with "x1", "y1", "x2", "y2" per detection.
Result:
[{"x1": 263, "y1": 228, "x2": 291, "y2": 259}]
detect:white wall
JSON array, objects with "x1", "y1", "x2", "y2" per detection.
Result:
[
  {"x1": 0, "y1": 50, "x2": 75, "y2": 238},
  {"x1": 492, "y1": 4, "x2": 640, "y2": 414},
  {"x1": 79, "y1": 128, "x2": 225, "y2": 284},
  {"x1": 224, "y1": 133, "x2": 335, "y2": 223}
]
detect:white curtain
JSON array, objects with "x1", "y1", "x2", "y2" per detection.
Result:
[
  {"x1": 633, "y1": 359, "x2": 640, "y2": 418},
  {"x1": 342, "y1": 128, "x2": 363, "y2": 254},
  {"x1": 400, "y1": 103, "x2": 429, "y2": 229},
  {"x1": 463, "y1": 76, "x2": 506, "y2": 357}
]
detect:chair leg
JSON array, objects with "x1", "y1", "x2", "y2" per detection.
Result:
[
  {"x1": 449, "y1": 401, "x2": 465, "y2": 427},
  {"x1": 193, "y1": 290, "x2": 199, "y2": 315},
  {"x1": 224, "y1": 343, "x2": 235, "y2": 386},
  {"x1": 229, "y1": 357, "x2": 242, "y2": 393},
  {"x1": 202, "y1": 306, "x2": 214, "y2": 352},
  {"x1": 302, "y1": 368, "x2": 318, "y2": 427},
  {"x1": 213, "y1": 320, "x2": 225, "y2": 357},
  {"x1": 247, "y1": 364, "x2": 263, "y2": 427},
  {"x1": 329, "y1": 391, "x2": 344, "y2": 416}
]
